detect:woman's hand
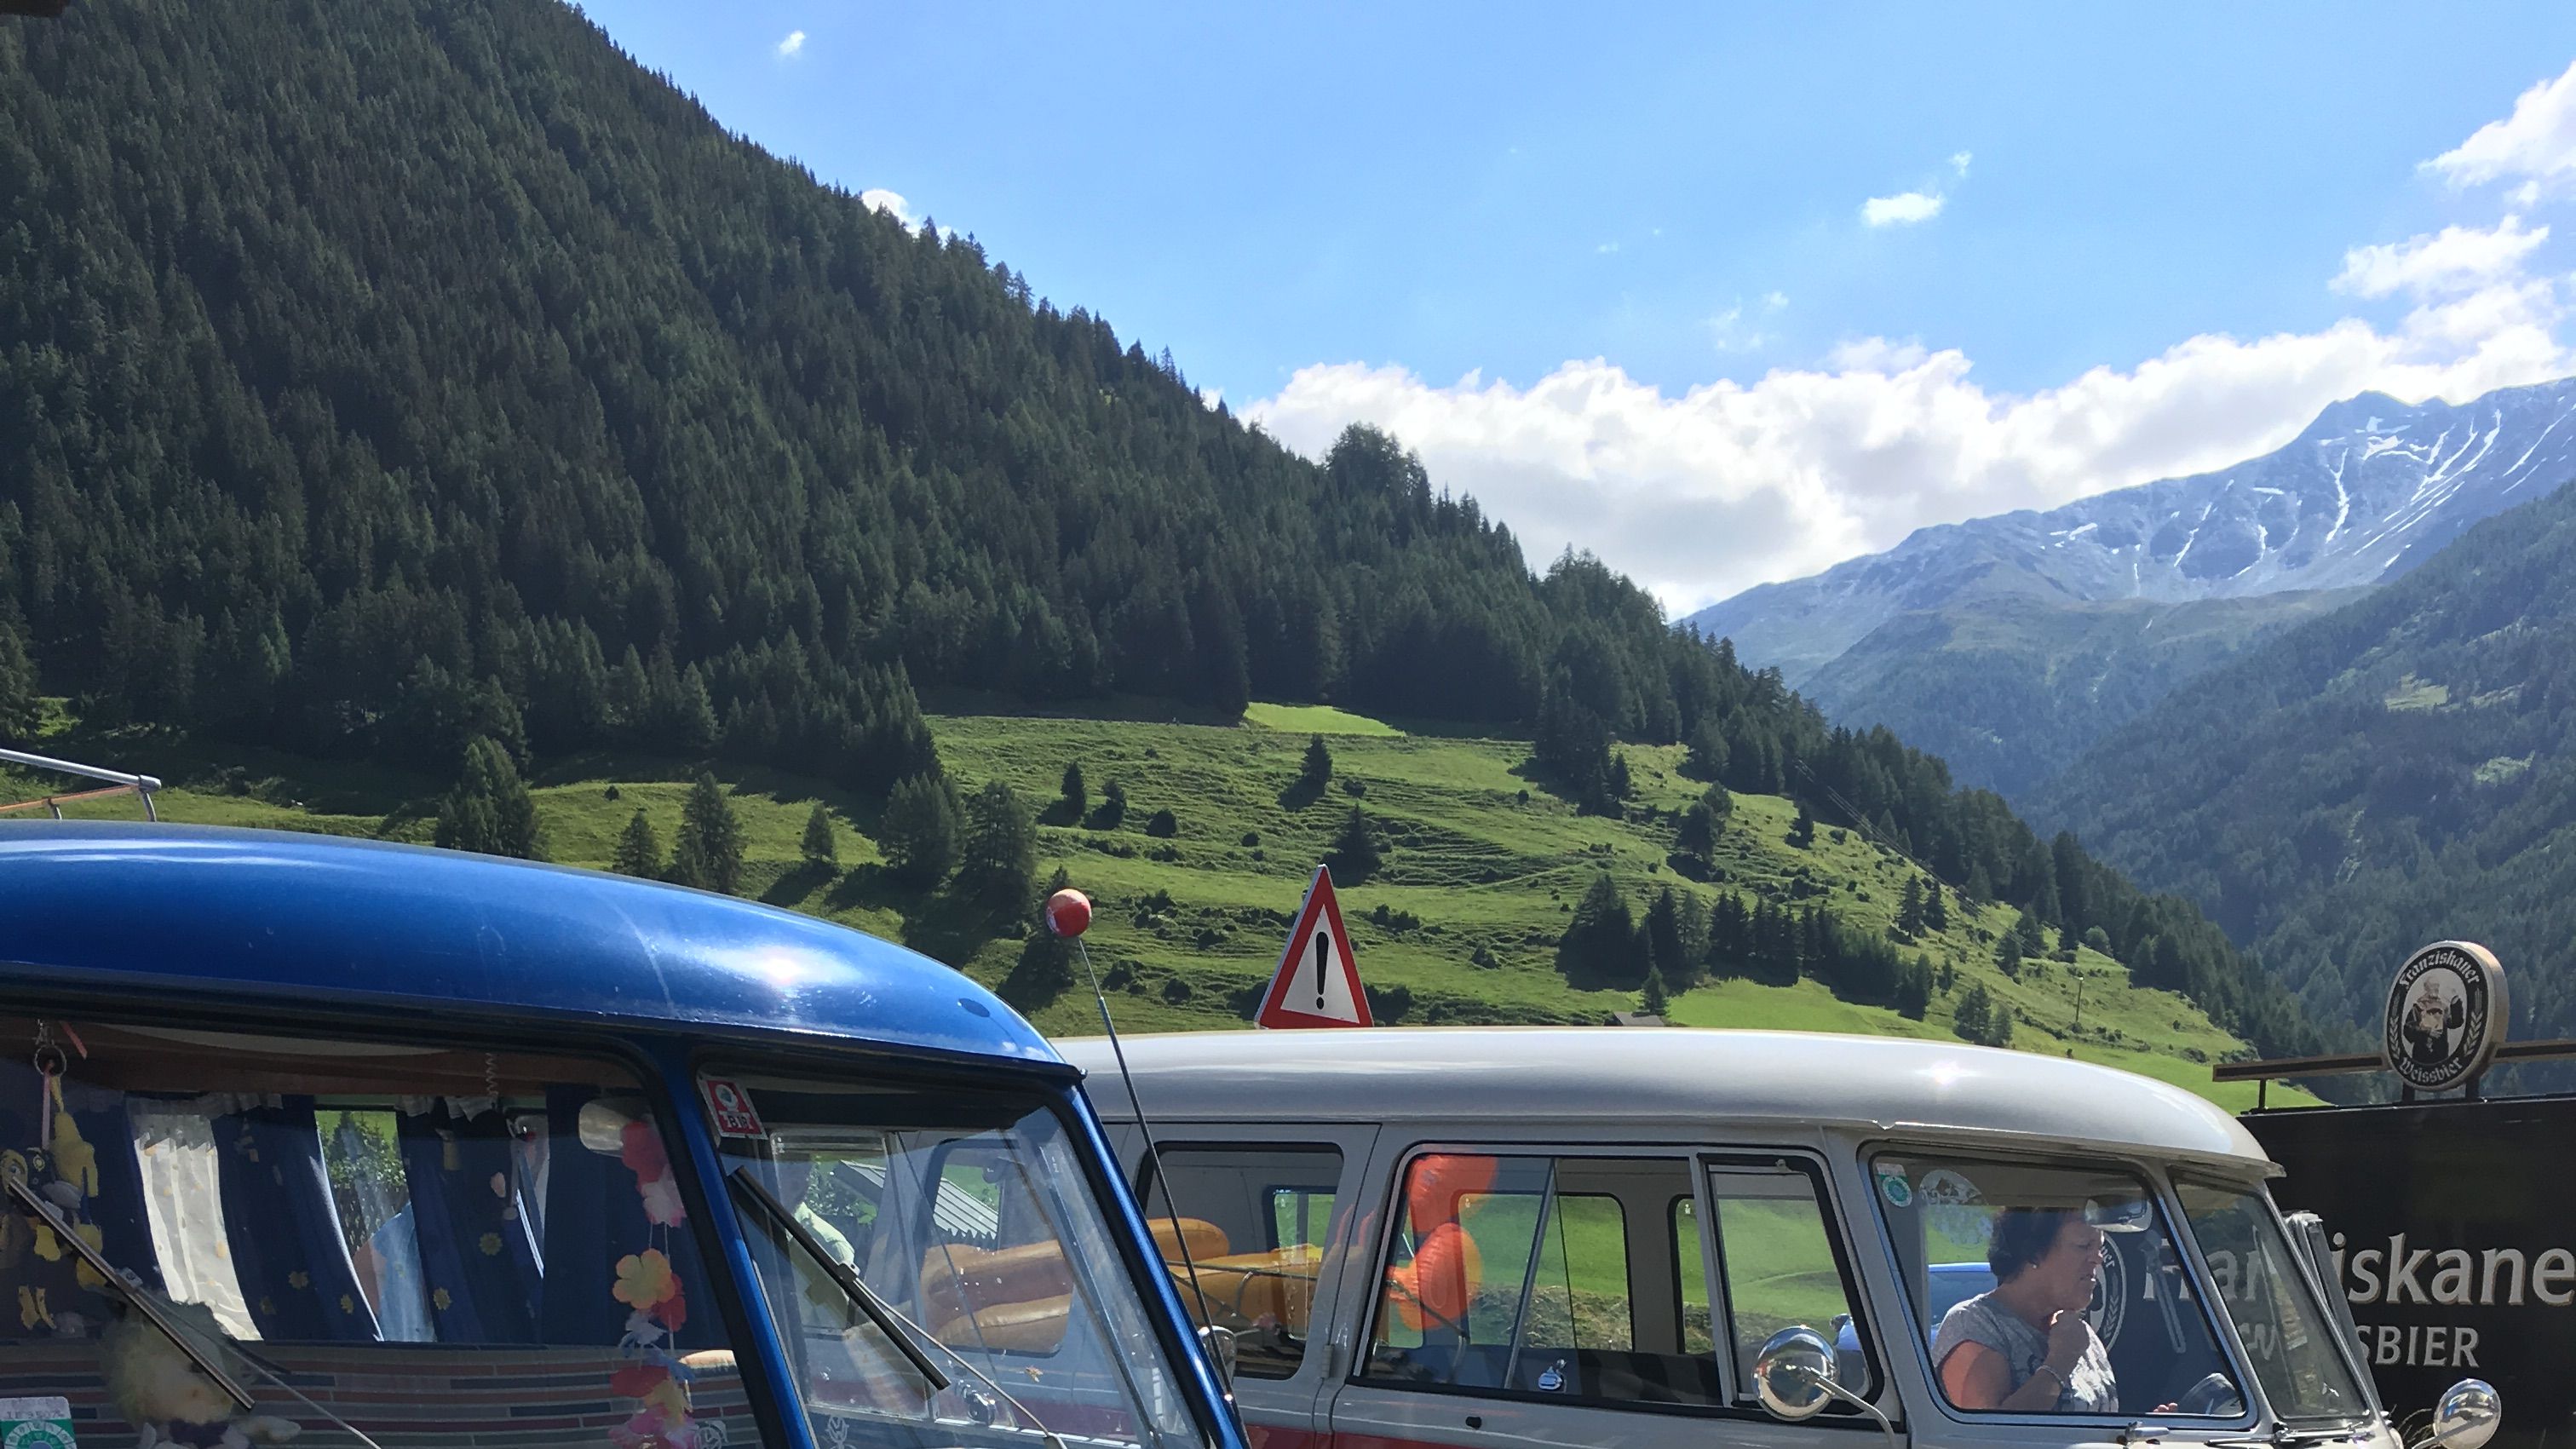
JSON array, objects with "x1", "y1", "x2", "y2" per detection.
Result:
[{"x1": 2044, "y1": 1309, "x2": 2090, "y2": 1377}]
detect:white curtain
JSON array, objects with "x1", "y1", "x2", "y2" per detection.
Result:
[{"x1": 129, "y1": 1107, "x2": 257, "y2": 1341}]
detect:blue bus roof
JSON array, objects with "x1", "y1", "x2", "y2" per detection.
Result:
[{"x1": 0, "y1": 822, "x2": 1059, "y2": 1068}]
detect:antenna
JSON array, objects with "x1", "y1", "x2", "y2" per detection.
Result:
[{"x1": 1043, "y1": 888, "x2": 1217, "y2": 1335}]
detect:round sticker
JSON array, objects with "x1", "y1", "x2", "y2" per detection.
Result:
[
  {"x1": 2381, "y1": 940, "x2": 2506, "y2": 1093},
  {"x1": 5, "y1": 1423, "x2": 74, "y2": 1449},
  {"x1": 1878, "y1": 1171, "x2": 1913, "y2": 1209}
]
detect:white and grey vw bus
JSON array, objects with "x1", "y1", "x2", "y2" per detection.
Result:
[{"x1": 1067, "y1": 1028, "x2": 2498, "y2": 1449}]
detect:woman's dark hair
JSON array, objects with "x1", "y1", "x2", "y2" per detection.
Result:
[{"x1": 1989, "y1": 1207, "x2": 2078, "y2": 1282}]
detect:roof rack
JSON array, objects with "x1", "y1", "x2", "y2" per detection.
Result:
[{"x1": 0, "y1": 747, "x2": 162, "y2": 821}]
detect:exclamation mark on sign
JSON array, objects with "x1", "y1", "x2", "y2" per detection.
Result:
[{"x1": 1314, "y1": 930, "x2": 1329, "y2": 1011}]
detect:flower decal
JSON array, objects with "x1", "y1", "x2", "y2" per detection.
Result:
[
  {"x1": 640, "y1": 1174, "x2": 686, "y2": 1228},
  {"x1": 480, "y1": 1231, "x2": 503, "y2": 1256},
  {"x1": 287, "y1": 1270, "x2": 310, "y2": 1291},
  {"x1": 433, "y1": 1287, "x2": 452, "y2": 1312},
  {"x1": 613, "y1": 1250, "x2": 679, "y2": 1315}
]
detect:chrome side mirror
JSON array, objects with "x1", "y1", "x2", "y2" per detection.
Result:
[
  {"x1": 1752, "y1": 1325, "x2": 1839, "y2": 1422},
  {"x1": 2424, "y1": 1379, "x2": 2499, "y2": 1449},
  {"x1": 1197, "y1": 1324, "x2": 1238, "y2": 1389}
]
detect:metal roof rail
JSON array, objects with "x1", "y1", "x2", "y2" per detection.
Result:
[{"x1": 0, "y1": 747, "x2": 162, "y2": 821}]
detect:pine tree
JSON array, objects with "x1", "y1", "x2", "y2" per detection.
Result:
[
  {"x1": 1092, "y1": 778, "x2": 1129, "y2": 829},
  {"x1": 1680, "y1": 722, "x2": 1727, "y2": 783},
  {"x1": 1555, "y1": 874, "x2": 1638, "y2": 990},
  {"x1": 1923, "y1": 879, "x2": 1950, "y2": 932},
  {"x1": 433, "y1": 735, "x2": 543, "y2": 860},
  {"x1": 670, "y1": 773, "x2": 745, "y2": 894},
  {"x1": 954, "y1": 780, "x2": 1038, "y2": 917},
  {"x1": 1059, "y1": 762, "x2": 1087, "y2": 822},
  {"x1": 1644, "y1": 887, "x2": 1687, "y2": 985},
  {"x1": 1895, "y1": 957, "x2": 1933, "y2": 1021},
  {"x1": 0, "y1": 616, "x2": 37, "y2": 739},
  {"x1": 611, "y1": 808, "x2": 662, "y2": 878},
  {"x1": 1640, "y1": 968, "x2": 1670, "y2": 1017},
  {"x1": 1701, "y1": 780, "x2": 1733, "y2": 819},
  {"x1": 1897, "y1": 876, "x2": 1925, "y2": 934},
  {"x1": 1302, "y1": 734, "x2": 1333, "y2": 788},
  {"x1": 1608, "y1": 751, "x2": 1633, "y2": 800},
  {"x1": 1674, "y1": 802, "x2": 1718, "y2": 865},
  {"x1": 801, "y1": 801, "x2": 838, "y2": 867},
  {"x1": 1788, "y1": 798, "x2": 1816, "y2": 849},
  {"x1": 1993, "y1": 932, "x2": 2023, "y2": 979},
  {"x1": 1325, "y1": 806, "x2": 1383, "y2": 882},
  {"x1": 882, "y1": 773, "x2": 961, "y2": 888}
]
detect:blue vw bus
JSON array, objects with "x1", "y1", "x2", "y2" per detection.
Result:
[{"x1": 0, "y1": 821, "x2": 1241, "y2": 1449}]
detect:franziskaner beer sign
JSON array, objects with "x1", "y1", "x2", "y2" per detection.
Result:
[{"x1": 2382, "y1": 940, "x2": 2507, "y2": 1093}]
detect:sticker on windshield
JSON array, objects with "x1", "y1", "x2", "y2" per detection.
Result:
[
  {"x1": 699, "y1": 1077, "x2": 767, "y2": 1139},
  {"x1": 1918, "y1": 1167, "x2": 1988, "y2": 1247},
  {"x1": 0, "y1": 1398, "x2": 76, "y2": 1449},
  {"x1": 1877, "y1": 1167, "x2": 1913, "y2": 1208}
]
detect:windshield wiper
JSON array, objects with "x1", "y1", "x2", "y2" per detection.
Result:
[
  {"x1": 5, "y1": 1173, "x2": 256, "y2": 1411},
  {"x1": 726, "y1": 1165, "x2": 1070, "y2": 1449},
  {"x1": 4, "y1": 1174, "x2": 388, "y2": 1449}
]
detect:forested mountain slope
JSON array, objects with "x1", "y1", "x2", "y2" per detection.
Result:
[
  {"x1": 1800, "y1": 589, "x2": 2362, "y2": 800},
  {"x1": 2034, "y1": 479, "x2": 2576, "y2": 1042},
  {"x1": 0, "y1": 0, "x2": 2317, "y2": 1059}
]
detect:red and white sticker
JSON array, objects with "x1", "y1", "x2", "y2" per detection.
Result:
[{"x1": 699, "y1": 1076, "x2": 767, "y2": 1139}]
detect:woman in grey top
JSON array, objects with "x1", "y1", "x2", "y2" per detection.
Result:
[{"x1": 1932, "y1": 1207, "x2": 2120, "y2": 1412}]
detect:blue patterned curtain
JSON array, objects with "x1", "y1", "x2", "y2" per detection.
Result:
[
  {"x1": 214, "y1": 1096, "x2": 380, "y2": 1342},
  {"x1": 0, "y1": 1059, "x2": 159, "y2": 1333},
  {"x1": 538, "y1": 1085, "x2": 714, "y2": 1348},
  {"x1": 397, "y1": 1099, "x2": 541, "y2": 1343}
]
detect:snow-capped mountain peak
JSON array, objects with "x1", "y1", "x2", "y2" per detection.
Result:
[{"x1": 1688, "y1": 376, "x2": 2576, "y2": 681}]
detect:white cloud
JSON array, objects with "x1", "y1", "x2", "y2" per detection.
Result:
[
  {"x1": 1596, "y1": 241, "x2": 1620, "y2": 254},
  {"x1": 777, "y1": 29, "x2": 807, "y2": 57},
  {"x1": 1245, "y1": 283, "x2": 2569, "y2": 612},
  {"x1": 2429, "y1": 58, "x2": 2576, "y2": 191},
  {"x1": 860, "y1": 188, "x2": 917, "y2": 229},
  {"x1": 1861, "y1": 191, "x2": 1944, "y2": 227},
  {"x1": 2334, "y1": 216, "x2": 2549, "y2": 298},
  {"x1": 1950, "y1": 151, "x2": 1974, "y2": 176},
  {"x1": 1241, "y1": 60, "x2": 2576, "y2": 613}
]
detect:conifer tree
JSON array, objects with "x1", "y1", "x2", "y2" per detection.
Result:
[
  {"x1": 1789, "y1": 798, "x2": 1816, "y2": 849},
  {"x1": 801, "y1": 800, "x2": 837, "y2": 867},
  {"x1": 1640, "y1": 968, "x2": 1670, "y2": 1018},
  {"x1": 0, "y1": 616, "x2": 37, "y2": 739},
  {"x1": 434, "y1": 735, "x2": 543, "y2": 860},
  {"x1": 882, "y1": 773, "x2": 961, "y2": 887},
  {"x1": 1555, "y1": 874, "x2": 1638, "y2": 990},
  {"x1": 1325, "y1": 806, "x2": 1383, "y2": 882},
  {"x1": 670, "y1": 773, "x2": 744, "y2": 894},
  {"x1": 1644, "y1": 887, "x2": 1688, "y2": 986},
  {"x1": 1923, "y1": 878, "x2": 1950, "y2": 932},
  {"x1": 1059, "y1": 762, "x2": 1087, "y2": 822},
  {"x1": 1674, "y1": 802, "x2": 1718, "y2": 865},
  {"x1": 1302, "y1": 734, "x2": 1332, "y2": 788},
  {"x1": 1898, "y1": 876, "x2": 1925, "y2": 934},
  {"x1": 955, "y1": 780, "x2": 1038, "y2": 917},
  {"x1": 611, "y1": 808, "x2": 662, "y2": 878}
]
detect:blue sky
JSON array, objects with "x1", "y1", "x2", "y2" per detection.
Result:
[{"x1": 581, "y1": 2, "x2": 2576, "y2": 609}]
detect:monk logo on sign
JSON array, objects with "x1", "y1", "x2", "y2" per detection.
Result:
[{"x1": 2381, "y1": 942, "x2": 2505, "y2": 1094}]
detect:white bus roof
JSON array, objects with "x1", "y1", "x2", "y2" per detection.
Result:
[{"x1": 1061, "y1": 1027, "x2": 2272, "y2": 1172}]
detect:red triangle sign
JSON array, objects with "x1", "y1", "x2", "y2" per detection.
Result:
[{"x1": 1256, "y1": 865, "x2": 1373, "y2": 1028}]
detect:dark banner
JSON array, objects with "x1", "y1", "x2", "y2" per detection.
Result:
[{"x1": 2247, "y1": 1097, "x2": 2576, "y2": 1448}]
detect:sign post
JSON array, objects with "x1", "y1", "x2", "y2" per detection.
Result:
[{"x1": 1254, "y1": 865, "x2": 1371, "y2": 1028}]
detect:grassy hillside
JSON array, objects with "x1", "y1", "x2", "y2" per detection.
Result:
[{"x1": 6, "y1": 701, "x2": 2308, "y2": 1113}]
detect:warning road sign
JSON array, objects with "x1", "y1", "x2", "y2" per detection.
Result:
[{"x1": 1256, "y1": 865, "x2": 1372, "y2": 1029}]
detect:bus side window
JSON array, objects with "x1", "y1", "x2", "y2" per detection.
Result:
[
  {"x1": 1705, "y1": 1160, "x2": 1878, "y2": 1403},
  {"x1": 1139, "y1": 1145, "x2": 1344, "y2": 1380},
  {"x1": 1362, "y1": 1153, "x2": 1722, "y2": 1410}
]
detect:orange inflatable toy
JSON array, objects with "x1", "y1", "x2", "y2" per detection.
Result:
[
  {"x1": 1383, "y1": 1220, "x2": 1483, "y2": 1332},
  {"x1": 1403, "y1": 1153, "x2": 1499, "y2": 1229}
]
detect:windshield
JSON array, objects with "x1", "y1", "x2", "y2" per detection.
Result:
[
  {"x1": 710, "y1": 1072, "x2": 1205, "y2": 1449},
  {"x1": 2172, "y1": 1179, "x2": 2371, "y2": 1423},
  {"x1": 1872, "y1": 1153, "x2": 2246, "y2": 1419}
]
